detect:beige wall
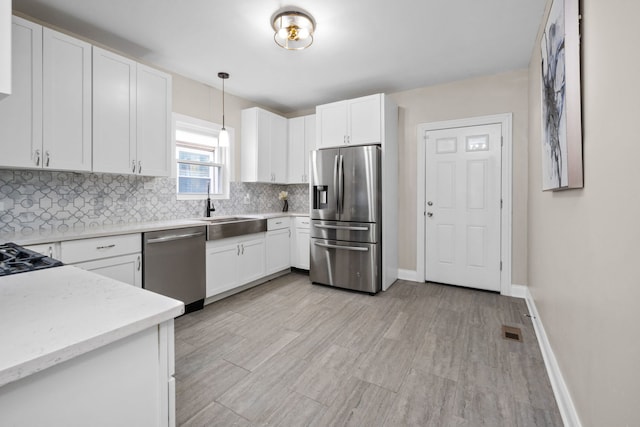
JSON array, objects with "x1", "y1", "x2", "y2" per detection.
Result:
[
  {"x1": 388, "y1": 70, "x2": 529, "y2": 284},
  {"x1": 527, "y1": 1, "x2": 640, "y2": 425}
]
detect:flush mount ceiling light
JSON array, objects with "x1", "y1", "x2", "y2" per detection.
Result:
[{"x1": 272, "y1": 10, "x2": 315, "y2": 50}]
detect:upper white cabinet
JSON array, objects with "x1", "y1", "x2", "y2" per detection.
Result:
[
  {"x1": 42, "y1": 28, "x2": 92, "y2": 172},
  {"x1": 316, "y1": 93, "x2": 383, "y2": 149},
  {"x1": 0, "y1": 17, "x2": 42, "y2": 169},
  {"x1": 0, "y1": 0, "x2": 10, "y2": 97},
  {"x1": 241, "y1": 107, "x2": 288, "y2": 183},
  {"x1": 0, "y1": 17, "x2": 92, "y2": 171},
  {"x1": 93, "y1": 47, "x2": 171, "y2": 176},
  {"x1": 287, "y1": 114, "x2": 316, "y2": 184}
]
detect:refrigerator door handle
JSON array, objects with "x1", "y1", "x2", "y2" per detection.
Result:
[
  {"x1": 314, "y1": 224, "x2": 369, "y2": 231},
  {"x1": 314, "y1": 241, "x2": 369, "y2": 252},
  {"x1": 338, "y1": 154, "x2": 344, "y2": 214},
  {"x1": 333, "y1": 154, "x2": 340, "y2": 214}
]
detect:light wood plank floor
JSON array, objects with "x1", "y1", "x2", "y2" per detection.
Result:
[{"x1": 175, "y1": 272, "x2": 563, "y2": 426}]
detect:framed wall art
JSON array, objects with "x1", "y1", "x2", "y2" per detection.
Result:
[{"x1": 540, "y1": 0, "x2": 583, "y2": 191}]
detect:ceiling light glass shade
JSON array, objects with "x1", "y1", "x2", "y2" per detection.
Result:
[
  {"x1": 218, "y1": 128, "x2": 229, "y2": 147},
  {"x1": 272, "y1": 11, "x2": 315, "y2": 50}
]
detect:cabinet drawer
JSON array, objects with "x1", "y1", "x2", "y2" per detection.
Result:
[
  {"x1": 295, "y1": 217, "x2": 311, "y2": 229},
  {"x1": 267, "y1": 217, "x2": 291, "y2": 231},
  {"x1": 61, "y1": 234, "x2": 141, "y2": 263}
]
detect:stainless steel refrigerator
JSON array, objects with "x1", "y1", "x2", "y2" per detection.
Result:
[{"x1": 309, "y1": 145, "x2": 382, "y2": 294}]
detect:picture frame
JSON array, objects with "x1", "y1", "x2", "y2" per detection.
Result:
[{"x1": 540, "y1": 0, "x2": 583, "y2": 191}]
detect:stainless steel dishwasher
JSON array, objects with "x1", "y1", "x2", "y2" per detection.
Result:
[{"x1": 142, "y1": 226, "x2": 206, "y2": 313}]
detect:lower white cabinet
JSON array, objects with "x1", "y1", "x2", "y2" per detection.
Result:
[
  {"x1": 74, "y1": 253, "x2": 142, "y2": 288},
  {"x1": 291, "y1": 216, "x2": 311, "y2": 270},
  {"x1": 266, "y1": 217, "x2": 291, "y2": 275},
  {"x1": 0, "y1": 320, "x2": 176, "y2": 427},
  {"x1": 59, "y1": 234, "x2": 142, "y2": 287},
  {"x1": 206, "y1": 233, "x2": 266, "y2": 298}
]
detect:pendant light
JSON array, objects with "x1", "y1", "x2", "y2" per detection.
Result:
[{"x1": 218, "y1": 72, "x2": 229, "y2": 147}]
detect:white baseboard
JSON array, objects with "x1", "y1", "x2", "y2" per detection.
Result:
[
  {"x1": 524, "y1": 287, "x2": 583, "y2": 427},
  {"x1": 510, "y1": 283, "x2": 528, "y2": 299},
  {"x1": 397, "y1": 269, "x2": 419, "y2": 282}
]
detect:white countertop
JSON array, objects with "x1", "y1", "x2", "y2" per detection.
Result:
[
  {"x1": 0, "y1": 266, "x2": 184, "y2": 388},
  {"x1": 3, "y1": 213, "x2": 309, "y2": 246}
]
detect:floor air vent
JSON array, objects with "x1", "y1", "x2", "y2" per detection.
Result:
[{"x1": 502, "y1": 325, "x2": 522, "y2": 342}]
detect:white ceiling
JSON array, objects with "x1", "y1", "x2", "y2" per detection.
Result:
[{"x1": 13, "y1": 0, "x2": 546, "y2": 114}]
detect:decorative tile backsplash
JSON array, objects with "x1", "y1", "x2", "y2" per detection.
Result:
[{"x1": 0, "y1": 170, "x2": 309, "y2": 238}]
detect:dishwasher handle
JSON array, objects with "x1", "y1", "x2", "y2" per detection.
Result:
[{"x1": 146, "y1": 231, "x2": 205, "y2": 244}]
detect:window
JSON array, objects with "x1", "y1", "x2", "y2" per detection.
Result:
[{"x1": 174, "y1": 114, "x2": 232, "y2": 199}]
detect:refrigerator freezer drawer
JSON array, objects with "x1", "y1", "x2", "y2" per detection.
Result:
[
  {"x1": 310, "y1": 238, "x2": 381, "y2": 294},
  {"x1": 311, "y1": 220, "x2": 379, "y2": 244}
]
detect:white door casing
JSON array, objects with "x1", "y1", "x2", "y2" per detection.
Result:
[
  {"x1": 425, "y1": 124, "x2": 502, "y2": 291},
  {"x1": 416, "y1": 114, "x2": 513, "y2": 296}
]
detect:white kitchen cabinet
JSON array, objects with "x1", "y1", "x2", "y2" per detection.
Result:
[
  {"x1": 24, "y1": 242, "x2": 60, "y2": 259},
  {"x1": 42, "y1": 28, "x2": 92, "y2": 172},
  {"x1": 0, "y1": 17, "x2": 91, "y2": 171},
  {"x1": 316, "y1": 93, "x2": 383, "y2": 148},
  {"x1": 288, "y1": 114, "x2": 316, "y2": 184},
  {"x1": 74, "y1": 254, "x2": 142, "y2": 288},
  {"x1": 241, "y1": 107, "x2": 288, "y2": 183},
  {"x1": 93, "y1": 47, "x2": 171, "y2": 177},
  {"x1": 291, "y1": 216, "x2": 310, "y2": 270},
  {"x1": 0, "y1": 17, "x2": 42, "y2": 169},
  {"x1": 206, "y1": 233, "x2": 266, "y2": 298},
  {"x1": 0, "y1": 321, "x2": 176, "y2": 427},
  {"x1": 266, "y1": 217, "x2": 291, "y2": 275},
  {"x1": 0, "y1": 0, "x2": 10, "y2": 97},
  {"x1": 60, "y1": 234, "x2": 142, "y2": 287}
]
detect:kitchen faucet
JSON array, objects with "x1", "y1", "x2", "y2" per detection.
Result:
[{"x1": 206, "y1": 182, "x2": 215, "y2": 217}]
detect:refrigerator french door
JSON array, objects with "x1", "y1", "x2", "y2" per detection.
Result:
[{"x1": 310, "y1": 145, "x2": 382, "y2": 294}]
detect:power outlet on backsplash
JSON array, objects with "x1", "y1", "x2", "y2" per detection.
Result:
[{"x1": 243, "y1": 194, "x2": 251, "y2": 205}]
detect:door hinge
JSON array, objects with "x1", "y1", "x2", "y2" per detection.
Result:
[
  {"x1": 500, "y1": 261, "x2": 503, "y2": 271},
  {"x1": 500, "y1": 199, "x2": 503, "y2": 209},
  {"x1": 501, "y1": 136, "x2": 504, "y2": 147}
]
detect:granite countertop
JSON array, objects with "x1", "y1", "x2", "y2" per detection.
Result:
[
  {"x1": 0, "y1": 266, "x2": 184, "y2": 388},
  {"x1": 3, "y1": 212, "x2": 310, "y2": 246}
]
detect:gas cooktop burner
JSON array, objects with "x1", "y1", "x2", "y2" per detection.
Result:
[{"x1": 0, "y1": 243, "x2": 64, "y2": 276}]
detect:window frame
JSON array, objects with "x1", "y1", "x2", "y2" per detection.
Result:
[{"x1": 172, "y1": 113, "x2": 234, "y2": 201}]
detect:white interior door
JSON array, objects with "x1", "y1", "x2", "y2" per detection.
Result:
[{"x1": 425, "y1": 124, "x2": 502, "y2": 291}]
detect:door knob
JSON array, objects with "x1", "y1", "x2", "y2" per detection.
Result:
[{"x1": 427, "y1": 212, "x2": 433, "y2": 217}]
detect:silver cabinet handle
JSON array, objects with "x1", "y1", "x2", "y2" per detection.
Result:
[
  {"x1": 48, "y1": 246, "x2": 53, "y2": 258},
  {"x1": 45, "y1": 151, "x2": 50, "y2": 167},
  {"x1": 241, "y1": 244, "x2": 245, "y2": 255},
  {"x1": 301, "y1": 221, "x2": 309, "y2": 225},
  {"x1": 314, "y1": 241, "x2": 369, "y2": 252},
  {"x1": 146, "y1": 231, "x2": 204, "y2": 244},
  {"x1": 237, "y1": 244, "x2": 240, "y2": 256},
  {"x1": 34, "y1": 149, "x2": 41, "y2": 166},
  {"x1": 275, "y1": 221, "x2": 282, "y2": 225},
  {"x1": 137, "y1": 255, "x2": 141, "y2": 271},
  {"x1": 96, "y1": 244, "x2": 116, "y2": 250},
  {"x1": 138, "y1": 160, "x2": 142, "y2": 174},
  {"x1": 132, "y1": 160, "x2": 136, "y2": 173},
  {"x1": 314, "y1": 224, "x2": 369, "y2": 231}
]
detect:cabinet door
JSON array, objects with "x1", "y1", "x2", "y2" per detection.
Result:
[
  {"x1": 316, "y1": 100, "x2": 347, "y2": 149},
  {"x1": 92, "y1": 47, "x2": 136, "y2": 175},
  {"x1": 238, "y1": 236, "x2": 265, "y2": 284},
  {"x1": 42, "y1": 28, "x2": 92, "y2": 171},
  {"x1": 137, "y1": 64, "x2": 171, "y2": 177},
  {"x1": 270, "y1": 114, "x2": 288, "y2": 183},
  {"x1": 287, "y1": 116, "x2": 305, "y2": 184},
  {"x1": 205, "y1": 241, "x2": 239, "y2": 298},
  {"x1": 73, "y1": 253, "x2": 143, "y2": 287},
  {"x1": 0, "y1": 17, "x2": 42, "y2": 169},
  {"x1": 266, "y1": 228, "x2": 290, "y2": 274},
  {"x1": 304, "y1": 114, "x2": 316, "y2": 181},
  {"x1": 0, "y1": 1, "x2": 9, "y2": 96},
  {"x1": 256, "y1": 109, "x2": 272, "y2": 182},
  {"x1": 295, "y1": 228, "x2": 311, "y2": 270},
  {"x1": 348, "y1": 94, "x2": 381, "y2": 145}
]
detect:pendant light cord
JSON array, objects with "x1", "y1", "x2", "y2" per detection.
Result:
[{"x1": 222, "y1": 77, "x2": 225, "y2": 130}]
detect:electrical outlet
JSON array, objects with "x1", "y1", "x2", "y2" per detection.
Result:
[{"x1": 243, "y1": 194, "x2": 251, "y2": 205}]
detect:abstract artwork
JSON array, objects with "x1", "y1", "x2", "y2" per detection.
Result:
[{"x1": 540, "y1": 0, "x2": 583, "y2": 191}]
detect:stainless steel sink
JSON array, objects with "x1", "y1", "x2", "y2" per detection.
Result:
[{"x1": 199, "y1": 216, "x2": 267, "y2": 240}]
